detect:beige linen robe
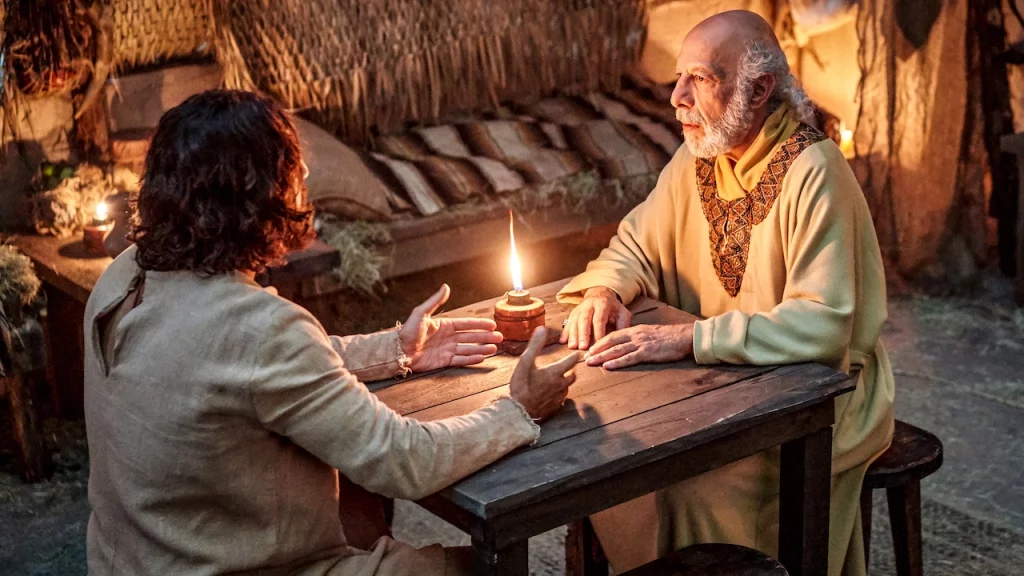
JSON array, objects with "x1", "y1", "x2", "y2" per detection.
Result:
[
  {"x1": 557, "y1": 111, "x2": 895, "y2": 576},
  {"x1": 84, "y1": 245, "x2": 539, "y2": 576}
]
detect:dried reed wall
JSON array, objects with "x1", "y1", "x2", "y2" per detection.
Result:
[
  {"x1": 110, "y1": 0, "x2": 215, "y2": 72},
  {"x1": 214, "y1": 0, "x2": 647, "y2": 144}
]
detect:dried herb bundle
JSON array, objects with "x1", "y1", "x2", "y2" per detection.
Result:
[{"x1": 2, "y1": 0, "x2": 93, "y2": 97}]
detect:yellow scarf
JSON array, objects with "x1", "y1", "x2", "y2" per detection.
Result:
[{"x1": 713, "y1": 104, "x2": 801, "y2": 201}]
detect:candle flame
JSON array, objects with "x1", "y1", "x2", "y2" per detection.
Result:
[
  {"x1": 509, "y1": 211, "x2": 523, "y2": 291},
  {"x1": 95, "y1": 201, "x2": 108, "y2": 222},
  {"x1": 838, "y1": 122, "x2": 855, "y2": 158}
]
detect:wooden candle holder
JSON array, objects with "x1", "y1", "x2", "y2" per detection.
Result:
[
  {"x1": 494, "y1": 290, "x2": 545, "y2": 356},
  {"x1": 82, "y1": 223, "x2": 111, "y2": 256}
]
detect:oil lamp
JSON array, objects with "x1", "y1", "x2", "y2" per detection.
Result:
[
  {"x1": 83, "y1": 200, "x2": 111, "y2": 256},
  {"x1": 493, "y1": 212, "x2": 545, "y2": 355}
]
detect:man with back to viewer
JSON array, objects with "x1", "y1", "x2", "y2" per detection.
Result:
[{"x1": 556, "y1": 10, "x2": 895, "y2": 576}]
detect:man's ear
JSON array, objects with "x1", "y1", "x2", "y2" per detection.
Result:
[{"x1": 750, "y1": 74, "x2": 776, "y2": 108}]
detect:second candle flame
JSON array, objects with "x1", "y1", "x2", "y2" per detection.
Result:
[{"x1": 509, "y1": 211, "x2": 523, "y2": 291}]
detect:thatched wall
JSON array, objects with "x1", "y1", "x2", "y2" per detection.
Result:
[
  {"x1": 110, "y1": 0, "x2": 215, "y2": 72},
  {"x1": 214, "y1": 0, "x2": 647, "y2": 145}
]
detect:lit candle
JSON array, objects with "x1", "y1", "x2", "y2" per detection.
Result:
[
  {"x1": 93, "y1": 201, "x2": 109, "y2": 225},
  {"x1": 507, "y1": 211, "x2": 528, "y2": 303},
  {"x1": 839, "y1": 123, "x2": 855, "y2": 159},
  {"x1": 493, "y1": 211, "x2": 545, "y2": 355},
  {"x1": 83, "y1": 200, "x2": 112, "y2": 256}
]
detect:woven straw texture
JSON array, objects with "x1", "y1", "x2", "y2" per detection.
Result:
[
  {"x1": 111, "y1": 0, "x2": 215, "y2": 72},
  {"x1": 214, "y1": 0, "x2": 647, "y2": 145}
]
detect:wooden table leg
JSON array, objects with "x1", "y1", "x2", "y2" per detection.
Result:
[
  {"x1": 42, "y1": 285, "x2": 86, "y2": 418},
  {"x1": 566, "y1": 518, "x2": 609, "y2": 576},
  {"x1": 472, "y1": 537, "x2": 528, "y2": 576},
  {"x1": 779, "y1": 426, "x2": 833, "y2": 576}
]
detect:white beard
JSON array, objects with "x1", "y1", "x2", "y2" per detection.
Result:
[{"x1": 677, "y1": 81, "x2": 756, "y2": 159}]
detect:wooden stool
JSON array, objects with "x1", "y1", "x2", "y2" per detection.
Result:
[
  {"x1": 860, "y1": 420, "x2": 944, "y2": 576},
  {"x1": 567, "y1": 519, "x2": 787, "y2": 576},
  {"x1": 621, "y1": 544, "x2": 788, "y2": 576}
]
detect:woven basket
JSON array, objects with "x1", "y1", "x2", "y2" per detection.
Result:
[
  {"x1": 214, "y1": 0, "x2": 647, "y2": 145},
  {"x1": 111, "y1": 0, "x2": 215, "y2": 72}
]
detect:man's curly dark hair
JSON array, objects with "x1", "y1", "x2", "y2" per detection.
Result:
[{"x1": 131, "y1": 89, "x2": 313, "y2": 274}]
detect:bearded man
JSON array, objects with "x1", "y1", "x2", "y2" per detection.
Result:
[{"x1": 556, "y1": 11, "x2": 894, "y2": 576}]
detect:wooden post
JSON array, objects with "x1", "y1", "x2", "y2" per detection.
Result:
[
  {"x1": 4, "y1": 373, "x2": 51, "y2": 482},
  {"x1": 1, "y1": 298, "x2": 52, "y2": 482},
  {"x1": 999, "y1": 133, "x2": 1024, "y2": 306},
  {"x1": 972, "y1": 0, "x2": 1020, "y2": 288}
]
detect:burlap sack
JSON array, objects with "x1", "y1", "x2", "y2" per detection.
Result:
[{"x1": 294, "y1": 117, "x2": 393, "y2": 222}]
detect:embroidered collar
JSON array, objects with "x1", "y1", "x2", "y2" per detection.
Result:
[{"x1": 696, "y1": 124, "x2": 827, "y2": 297}]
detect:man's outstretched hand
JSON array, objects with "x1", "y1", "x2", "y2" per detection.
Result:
[
  {"x1": 511, "y1": 328, "x2": 579, "y2": 421},
  {"x1": 584, "y1": 323, "x2": 695, "y2": 370},
  {"x1": 559, "y1": 286, "x2": 631, "y2": 350},
  {"x1": 399, "y1": 284, "x2": 503, "y2": 372}
]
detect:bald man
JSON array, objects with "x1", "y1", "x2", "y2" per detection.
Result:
[{"x1": 556, "y1": 11, "x2": 894, "y2": 576}]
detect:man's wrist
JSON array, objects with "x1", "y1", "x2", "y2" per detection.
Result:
[{"x1": 584, "y1": 286, "x2": 621, "y2": 302}]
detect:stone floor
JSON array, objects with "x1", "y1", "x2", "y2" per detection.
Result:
[{"x1": 2, "y1": 272, "x2": 1022, "y2": 575}]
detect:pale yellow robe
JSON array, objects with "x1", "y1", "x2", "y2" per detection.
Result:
[{"x1": 557, "y1": 107, "x2": 895, "y2": 576}]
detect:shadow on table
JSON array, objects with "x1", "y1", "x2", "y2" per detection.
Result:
[{"x1": 58, "y1": 241, "x2": 106, "y2": 260}]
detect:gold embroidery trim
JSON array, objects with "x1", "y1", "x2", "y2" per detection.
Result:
[{"x1": 696, "y1": 124, "x2": 828, "y2": 297}]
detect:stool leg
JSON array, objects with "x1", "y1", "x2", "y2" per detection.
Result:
[
  {"x1": 566, "y1": 518, "x2": 609, "y2": 576},
  {"x1": 887, "y1": 481, "x2": 923, "y2": 576},
  {"x1": 860, "y1": 488, "x2": 873, "y2": 573}
]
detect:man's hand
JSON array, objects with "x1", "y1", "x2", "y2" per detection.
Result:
[
  {"x1": 399, "y1": 284, "x2": 503, "y2": 372},
  {"x1": 511, "y1": 327, "x2": 579, "y2": 421},
  {"x1": 559, "y1": 286, "x2": 631, "y2": 350},
  {"x1": 584, "y1": 323, "x2": 694, "y2": 370}
]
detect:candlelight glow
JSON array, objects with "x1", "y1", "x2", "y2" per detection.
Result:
[
  {"x1": 839, "y1": 123, "x2": 854, "y2": 159},
  {"x1": 509, "y1": 211, "x2": 523, "y2": 291},
  {"x1": 95, "y1": 201, "x2": 108, "y2": 222}
]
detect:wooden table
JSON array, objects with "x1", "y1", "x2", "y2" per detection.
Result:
[
  {"x1": 5, "y1": 233, "x2": 339, "y2": 417},
  {"x1": 369, "y1": 279, "x2": 853, "y2": 576}
]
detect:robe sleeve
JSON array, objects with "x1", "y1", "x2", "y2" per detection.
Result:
[
  {"x1": 556, "y1": 151, "x2": 685, "y2": 305},
  {"x1": 692, "y1": 146, "x2": 858, "y2": 367},
  {"x1": 249, "y1": 303, "x2": 540, "y2": 500},
  {"x1": 329, "y1": 329, "x2": 410, "y2": 382}
]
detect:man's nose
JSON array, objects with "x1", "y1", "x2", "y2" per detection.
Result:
[{"x1": 670, "y1": 76, "x2": 694, "y2": 109}]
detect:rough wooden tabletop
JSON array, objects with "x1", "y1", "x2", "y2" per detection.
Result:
[{"x1": 370, "y1": 279, "x2": 854, "y2": 522}]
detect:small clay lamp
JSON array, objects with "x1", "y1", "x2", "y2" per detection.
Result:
[
  {"x1": 102, "y1": 192, "x2": 134, "y2": 259},
  {"x1": 494, "y1": 212, "x2": 545, "y2": 355},
  {"x1": 83, "y1": 200, "x2": 111, "y2": 257}
]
